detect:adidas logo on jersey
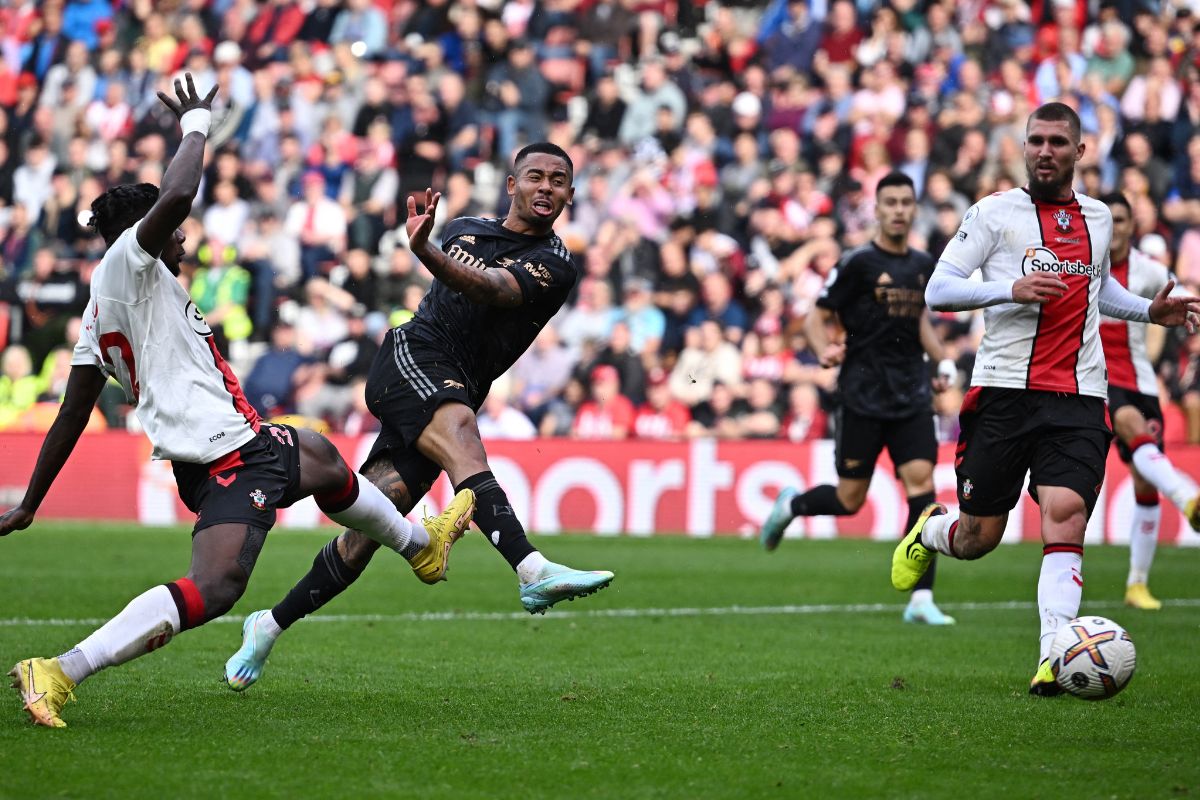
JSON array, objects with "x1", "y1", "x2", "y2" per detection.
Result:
[
  {"x1": 1022, "y1": 246, "x2": 1100, "y2": 278},
  {"x1": 877, "y1": 272, "x2": 893, "y2": 285}
]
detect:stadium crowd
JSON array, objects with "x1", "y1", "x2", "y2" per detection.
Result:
[{"x1": 1, "y1": 0, "x2": 1199, "y2": 443}]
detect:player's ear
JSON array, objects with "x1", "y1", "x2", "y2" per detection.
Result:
[
  {"x1": 506, "y1": 174, "x2": 516, "y2": 196},
  {"x1": 567, "y1": 186, "x2": 575, "y2": 206}
]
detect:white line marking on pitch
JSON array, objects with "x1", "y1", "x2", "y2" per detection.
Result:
[{"x1": 1, "y1": 598, "x2": 1197, "y2": 627}]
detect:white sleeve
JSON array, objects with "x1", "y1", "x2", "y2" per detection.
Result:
[
  {"x1": 926, "y1": 199, "x2": 1015, "y2": 310},
  {"x1": 926, "y1": 259, "x2": 1015, "y2": 311},
  {"x1": 120, "y1": 221, "x2": 160, "y2": 274},
  {"x1": 1099, "y1": 266, "x2": 1152, "y2": 323},
  {"x1": 71, "y1": 301, "x2": 103, "y2": 368}
]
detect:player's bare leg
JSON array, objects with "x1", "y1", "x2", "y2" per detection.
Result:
[
  {"x1": 417, "y1": 403, "x2": 613, "y2": 614},
  {"x1": 1112, "y1": 406, "x2": 1197, "y2": 609},
  {"x1": 16, "y1": 521, "x2": 264, "y2": 727},
  {"x1": 225, "y1": 438, "x2": 473, "y2": 691}
]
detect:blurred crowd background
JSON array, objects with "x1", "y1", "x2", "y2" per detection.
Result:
[{"x1": 1, "y1": 0, "x2": 1200, "y2": 444}]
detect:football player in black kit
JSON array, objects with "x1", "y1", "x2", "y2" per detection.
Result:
[
  {"x1": 758, "y1": 171, "x2": 958, "y2": 625},
  {"x1": 224, "y1": 143, "x2": 614, "y2": 691}
]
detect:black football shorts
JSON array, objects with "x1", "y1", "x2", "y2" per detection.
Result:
[
  {"x1": 1107, "y1": 385, "x2": 1164, "y2": 464},
  {"x1": 362, "y1": 325, "x2": 487, "y2": 496},
  {"x1": 173, "y1": 423, "x2": 303, "y2": 534},
  {"x1": 954, "y1": 387, "x2": 1112, "y2": 517},
  {"x1": 833, "y1": 406, "x2": 938, "y2": 479}
]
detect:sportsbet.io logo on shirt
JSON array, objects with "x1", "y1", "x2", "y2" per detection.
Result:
[{"x1": 1021, "y1": 247, "x2": 1101, "y2": 278}]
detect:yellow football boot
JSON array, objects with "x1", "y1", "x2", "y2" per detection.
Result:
[
  {"x1": 1124, "y1": 582, "x2": 1163, "y2": 611},
  {"x1": 891, "y1": 503, "x2": 944, "y2": 591},
  {"x1": 1185, "y1": 495, "x2": 1200, "y2": 532},
  {"x1": 9, "y1": 658, "x2": 75, "y2": 728},
  {"x1": 411, "y1": 488, "x2": 475, "y2": 584},
  {"x1": 1029, "y1": 659, "x2": 1064, "y2": 697}
]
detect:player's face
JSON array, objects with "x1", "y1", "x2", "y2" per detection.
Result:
[
  {"x1": 508, "y1": 153, "x2": 574, "y2": 230},
  {"x1": 874, "y1": 185, "x2": 916, "y2": 238},
  {"x1": 1107, "y1": 202, "x2": 1133, "y2": 256},
  {"x1": 1024, "y1": 118, "x2": 1083, "y2": 196},
  {"x1": 161, "y1": 228, "x2": 186, "y2": 275}
]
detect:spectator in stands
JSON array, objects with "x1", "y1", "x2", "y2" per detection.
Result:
[
  {"x1": 285, "y1": 172, "x2": 347, "y2": 282},
  {"x1": 0, "y1": 343, "x2": 39, "y2": 429},
  {"x1": 484, "y1": 38, "x2": 551, "y2": 161},
  {"x1": 669, "y1": 320, "x2": 743, "y2": 407},
  {"x1": 189, "y1": 241, "x2": 253, "y2": 352},
  {"x1": 573, "y1": 364, "x2": 635, "y2": 440},
  {"x1": 633, "y1": 367, "x2": 690, "y2": 440},
  {"x1": 781, "y1": 382, "x2": 828, "y2": 442},
  {"x1": 477, "y1": 376, "x2": 538, "y2": 440}
]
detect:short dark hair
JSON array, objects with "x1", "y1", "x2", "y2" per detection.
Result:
[
  {"x1": 876, "y1": 170, "x2": 915, "y2": 195},
  {"x1": 1100, "y1": 191, "x2": 1132, "y2": 215},
  {"x1": 1028, "y1": 102, "x2": 1082, "y2": 144},
  {"x1": 513, "y1": 142, "x2": 574, "y2": 181},
  {"x1": 88, "y1": 183, "x2": 159, "y2": 246}
]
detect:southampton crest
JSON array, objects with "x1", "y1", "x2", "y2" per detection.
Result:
[{"x1": 1053, "y1": 208, "x2": 1072, "y2": 232}]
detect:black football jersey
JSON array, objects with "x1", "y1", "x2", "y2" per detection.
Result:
[
  {"x1": 816, "y1": 242, "x2": 935, "y2": 419},
  {"x1": 408, "y1": 216, "x2": 578, "y2": 387}
]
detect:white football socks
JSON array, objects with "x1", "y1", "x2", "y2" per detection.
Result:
[
  {"x1": 323, "y1": 477, "x2": 428, "y2": 559},
  {"x1": 1127, "y1": 501, "x2": 1160, "y2": 586},
  {"x1": 920, "y1": 513, "x2": 959, "y2": 557},
  {"x1": 516, "y1": 551, "x2": 550, "y2": 585},
  {"x1": 1131, "y1": 444, "x2": 1196, "y2": 511},
  {"x1": 1037, "y1": 548, "x2": 1083, "y2": 663},
  {"x1": 57, "y1": 585, "x2": 182, "y2": 685}
]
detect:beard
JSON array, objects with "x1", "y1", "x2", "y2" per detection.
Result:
[{"x1": 1026, "y1": 161, "x2": 1073, "y2": 201}]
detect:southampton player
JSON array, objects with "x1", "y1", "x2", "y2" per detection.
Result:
[
  {"x1": 224, "y1": 143, "x2": 613, "y2": 691},
  {"x1": 2, "y1": 76, "x2": 475, "y2": 728},
  {"x1": 1099, "y1": 191, "x2": 1200, "y2": 610},
  {"x1": 759, "y1": 171, "x2": 958, "y2": 625},
  {"x1": 890, "y1": 103, "x2": 1200, "y2": 695}
]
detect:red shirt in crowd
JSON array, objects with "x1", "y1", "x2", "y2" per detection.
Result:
[
  {"x1": 633, "y1": 401, "x2": 691, "y2": 440},
  {"x1": 573, "y1": 395, "x2": 636, "y2": 439}
]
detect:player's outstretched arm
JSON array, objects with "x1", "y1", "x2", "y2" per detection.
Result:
[
  {"x1": 136, "y1": 73, "x2": 218, "y2": 259},
  {"x1": 1147, "y1": 279, "x2": 1200, "y2": 332},
  {"x1": 406, "y1": 189, "x2": 524, "y2": 308},
  {"x1": 0, "y1": 366, "x2": 107, "y2": 536}
]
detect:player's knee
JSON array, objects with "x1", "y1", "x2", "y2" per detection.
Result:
[{"x1": 195, "y1": 571, "x2": 249, "y2": 620}]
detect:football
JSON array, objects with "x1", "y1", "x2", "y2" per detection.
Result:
[{"x1": 1049, "y1": 616, "x2": 1137, "y2": 700}]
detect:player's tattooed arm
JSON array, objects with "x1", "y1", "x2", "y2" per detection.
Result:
[
  {"x1": 405, "y1": 189, "x2": 525, "y2": 307},
  {"x1": 0, "y1": 365, "x2": 107, "y2": 535}
]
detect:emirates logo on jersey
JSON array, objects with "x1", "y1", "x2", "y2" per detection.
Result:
[
  {"x1": 1022, "y1": 247, "x2": 1100, "y2": 278},
  {"x1": 1053, "y1": 209, "x2": 1072, "y2": 232}
]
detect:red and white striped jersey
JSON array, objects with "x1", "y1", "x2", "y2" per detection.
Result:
[
  {"x1": 1100, "y1": 248, "x2": 1169, "y2": 396},
  {"x1": 938, "y1": 188, "x2": 1113, "y2": 399},
  {"x1": 73, "y1": 221, "x2": 260, "y2": 463}
]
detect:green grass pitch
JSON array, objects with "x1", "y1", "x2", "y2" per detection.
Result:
[{"x1": 1, "y1": 524, "x2": 1197, "y2": 799}]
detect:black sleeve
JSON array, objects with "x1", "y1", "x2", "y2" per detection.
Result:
[
  {"x1": 815, "y1": 253, "x2": 857, "y2": 312},
  {"x1": 505, "y1": 248, "x2": 577, "y2": 306}
]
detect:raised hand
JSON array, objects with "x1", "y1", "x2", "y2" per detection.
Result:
[
  {"x1": 156, "y1": 72, "x2": 219, "y2": 121},
  {"x1": 406, "y1": 188, "x2": 442, "y2": 254},
  {"x1": 1149, "y1": 280, "x2": 1200, "y2": 333},
  {"x1": 0, "y1": 506, "x2": 35, "y2": 537}
]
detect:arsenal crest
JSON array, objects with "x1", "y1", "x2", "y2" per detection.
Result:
[
  {"x1": 1053, "y1": 208, "x2": 1072, "y2": 232},
  {"x1": 250, "y1": 489, "x2": 267, "y2": 511}
]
